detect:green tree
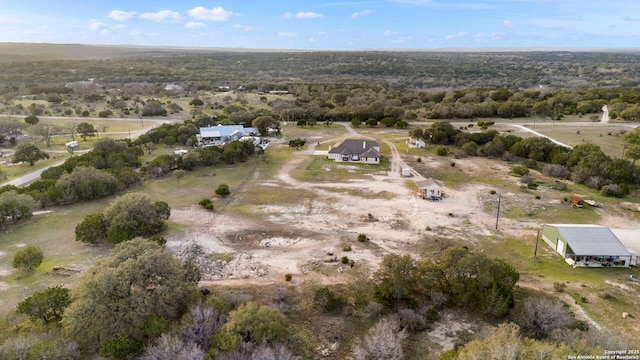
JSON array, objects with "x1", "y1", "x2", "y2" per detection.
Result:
[
  {"x1": 154, "y1": 201, "x2": 171, "y2": 220},
  {"x1": 12, "y1": 245, "x2": 44, "y2": 271},
  {"x1": 189, "y1": 98, "x2": 204, "y2": 107},
  {"x1": 0, "y1": 190, "x2": 38, "y2": 226},
  {"x1": 75, "y1": 213, "x2": 108, "y2": 243},
  {"x1": 17, "y1": 285, "x2": 71, "y2": 324},
  {"x1": 99, "y1": 336, "x2": 142, "y2": 359},
  {"x1": 142, "y1": 101, "x2": 168, "y2": 117},
  {"x1": 365, "y1": 118, "x2": 378, "y2": 127},
  {"x1": 62, "y1": 238, "x2": 195, "y2": 351},
  {"x1": 76, "y1": 122, "x2": 96, "y2": 141},
  {"x1": 103, "y1": 192, "x2": 168, "y2": 243},
  {"x1": 24, "y1": 114, "x2": 40, "y2": 126},
  {"x1": 373, "y1": 254, "x2": 417, "y2": 304},
  {"x1": 216, "y1": 302, "x2": 287, "y2": 346},
  {"x1": 351, "y1": 118, "x2": 362, "y2": 128},
  {"x1": 12, "y1": 143, "x2": 49, "y2": 166},
  {"x1": 173, "y1": 169, "x2": 185, "y2": 183},
  {"x1": 252, "y1": 115, "x2": 279, "y2": 136}
]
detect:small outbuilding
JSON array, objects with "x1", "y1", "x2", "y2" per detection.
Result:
[
  {"x1": 415, "y1": 178, "x2": 443, "y2": 201},
  {"x1": 541, "y1": 224, "x2": 633, "y2": 267}
]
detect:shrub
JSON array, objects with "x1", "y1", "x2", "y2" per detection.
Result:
[
  {"x1": 527, "y1": 181, "x2": 539, "y2": 190},
  {"x1": 520, "y1": 174, "x2": 534, "y2": 184},
  {"x1": 341, "y1": 256, "x2": 349, "y2": 264},
  {"x1": 601, "y1": 184, "x2": 625, "y2": 197},
  {"x1": 215, "y1": 184, "x2": 230, "y2": 197},
  {"x1": 542, "y1": 164, "x2": 570, "y2": 179},
  {"x1": 600, "y1": 293, "x2": 615, "y2": 301},
  {"x1": 535, "y1": 195, "x2": 541, "y2": 200},
  {"x1": 314, "y1": 287, "x2": 342, "y2": 312},
  {"x1": 490, "y1": 190, "x2": 497, "y2": 195},
  {"x1": 436, "y1": 146, "x2": 449, "y2": 156},
  {"x1": 416, "y1": 157, "x2": 422, "y2": 163},
  {"x1": 13, "y1": 245, "x2": 44, "y2": 271},
  {"x1": 398, "y1": 309, "x2": 427, "y2": 332},
  {"x1": 199, "y1": 198, "x2": 214, "y2": 210},
  {"x1": 553, "y1": 181, "x2": 568, "y2": 191},
  {"x1": 284, "y1": 273, "x2": 292, "y2": 282},
  {"x1": 553, "y1": 282, "x2": 566, "y2": 292},
  {"x1": 357, "y1": 233, "x2": 368, "y2": 242},
  {"x1": 343, "y1": 244, "x2": 352, "y2": 251},
  {"x1": 512, "y1": 165, "x2": 530, "y2": 177}
]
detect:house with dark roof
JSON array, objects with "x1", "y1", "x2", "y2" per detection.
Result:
[
  {"x1": 327, "y1": 139, "x2": 380, "y2": 164},
  {"x1": 541, "y1": 224, "x2": 633, "y2": 267},
  {"x1": 196, "y1": 125, "x2": 259, "y2": 146}
]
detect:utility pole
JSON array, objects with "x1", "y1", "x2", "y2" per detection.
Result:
[
  {"x1": 534, "y1": 228, "x2": 540, "y2": 258},
  {"x1": 495, "y1": 193, "x2": 501, "y2": 230}
]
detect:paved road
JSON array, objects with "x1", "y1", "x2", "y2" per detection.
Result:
[{"x1": 0, "y1": 116, "x2": 179, "y2": 188}]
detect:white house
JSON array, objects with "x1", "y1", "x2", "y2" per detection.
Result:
[{"x1": 196, "y1": 125, "x2": 260, "y2": 146}]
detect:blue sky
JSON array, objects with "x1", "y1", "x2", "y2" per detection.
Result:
[{"x1": 1, "y1": 0, "x2": 639, "y2": 49}]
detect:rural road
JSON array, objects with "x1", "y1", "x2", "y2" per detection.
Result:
[{"x1": 0, "y1": 116, "x2": 180, "y2": 188}]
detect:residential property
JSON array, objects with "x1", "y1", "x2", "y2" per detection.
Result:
[
  {"x1": 164, "y1": 84, "x2": 183, "y2": 92},
  {"x1": 196, "y1": 125, "x2": 259, "y2": 147},
  {"x1": 407, "y1": 137, "x2": 426, "y2": 149},
  {"x1": 416, "y1": 178, "x2": 443, "y2": 201},
  {"x1": 327, "y1": 139, "x2": 380, "y2": 164},
  {"x1": 541, "y1": 224, "x2": 633, "y2": 267}
]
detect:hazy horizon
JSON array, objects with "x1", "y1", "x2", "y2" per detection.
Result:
[{"x1": 1, "y1": 1, "x2": 639, "y2": 50}]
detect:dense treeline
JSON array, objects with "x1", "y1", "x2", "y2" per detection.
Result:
[
  {"x1": 1, "y1": 50, "x2": 640, "y2": 91},
  {"x1": 1, "y1": 242, "x2": 616, "y2": 359},
  {"x1": 0, "y1": 134, "x2": 260, "y2": 229},
  {"x1": 414, "y1": 122, "x2": 640, "y2": 197}
]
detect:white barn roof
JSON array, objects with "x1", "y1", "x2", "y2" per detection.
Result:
[{"x1": 550, "y1": 224, "x2": 632, "y2": 256}]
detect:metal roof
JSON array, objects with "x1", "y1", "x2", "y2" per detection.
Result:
[
  {"x1": 550, "y1": 224, "x2": 632, "y2": 256},
  {"x1": 199, "y1": 125, "x2": 258, "y2": 138}
]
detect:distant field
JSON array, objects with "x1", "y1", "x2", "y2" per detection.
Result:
[{"x1": 532, "y1": 124, "x2": 632, "y2": 158}]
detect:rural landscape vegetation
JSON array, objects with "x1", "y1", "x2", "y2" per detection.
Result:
[{"x1": 1, "y1": 43, "x2": 640, "y2": 359}]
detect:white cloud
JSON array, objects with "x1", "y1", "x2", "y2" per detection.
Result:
[
  {"x1": 139, "y1": 10, "x2": 180, "y2": 22},
  {"x1": 384, "y1": 30, "x2": 399, "y2": 36},
  {"x1": 89, "y1": 19, "x2": 125, "y2": 33},
  {"x1": 184, "y1": 22, "x2": 206, "y2": 29},
  {"x1": 188, "y1": 6, "x2": 233, "y2": 21},
  {"x1": 279, "y1": 12, "x2": 293, "y2": 19},
  {"x1": 445, "y1": 31, "x2": 468, "y2": 39},
  {"x1": 278, "y1": 32, "x2": 296, "y2": 38},
  {"x1": 351, "y1": 9, "x2": 372, "y2": 18},
  {"x1": 89, "y1": 19, "x2": 103, "y2": 30},
  {"x1": 0, "y1": 16, "x2": 20, "y2": 23},
  {"x1": 108, "y1": 10, "x2": 136, "y2": 22},
  {"x1": 233, "y1": 24, "x2": 254, "y2": 32},
  {"x1": 474, "y1": 32, "x2": 505, "y2": 42},
  {"x1": 503, "y1": 20, "x2": 515, "y2": 28},
  {"x1": 295, "y1": 12, "x2": 323, "y2": 19}
]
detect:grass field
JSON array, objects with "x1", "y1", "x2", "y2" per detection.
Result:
[{"x1": 532, "y1": 124, "x2": 630, "y2": 158}]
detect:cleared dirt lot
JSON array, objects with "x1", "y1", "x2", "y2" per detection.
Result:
[{"x1": 166, "y1": 143, "x2": 639, "y2": 284}]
